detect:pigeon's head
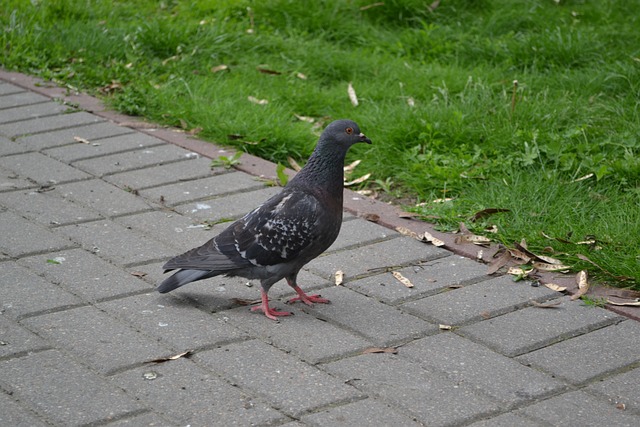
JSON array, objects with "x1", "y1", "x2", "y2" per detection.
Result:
[{"x1": 320, "y1": 119, "x2": 371, "y2": 149}]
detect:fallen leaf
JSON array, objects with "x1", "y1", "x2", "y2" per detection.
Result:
[
  {"x1": 188, "y1": 127, "x2": 203, "y2": 136},
  {"x1": 344, "y1": 173, "x2": 371, "y2": 186},
  {"x1": 148, "y1": 351, "x2": 193, "y2": 364},
  {"x1": 211, "y1": 64, "x2": 229, "y2": 73},
  {"x1": 347, "y1": 82, "x2": 358, "y2": 107},
  {"x1": 455, "y1": 234, "x2": 491, "y2": 246},
  {"x1": 232, "y1": 298, "x2": 262, "y2": 306},
  {"x1": 74, "y1": 136, "x2": 90, "y2": 144},
  {"x1": 392, "y1": 271, "x2": 414, "y2": 288},
  {"x1": 439, "y1": 324, "x2": 453, "y2": 330},
  {"x1": 287, "y1": 156, "x2": 302, "y2": 171},
  {"x1": 487, "y1": 250, "x2": 512, "y2": 275},
  {"x1": 485, "y1": 224, "x2": 499, "y2": 233},
  {"x1": 334, "y1": 270, "x2": 344, "y2": 286},
  {"x1": 576, "y1": 254, "x2": 633, "y2": 281},
  {"x1": 507, "y1": 267, "x2": 532, "y2": 277},
  {"x1": 361, "y1": 213, "x2": 380, "y2": 223},
  {"x1": 480, "y1": 311, "x2": 491, "y2": 319},
  {"x1": 407, "y1": 97, "x2": 415, "y2": 107},
  {"x1": 606, "y1": 298, "x2": 640, "y2": 307},
  {"x1": 296, "y1": 72, "x2": 307, "y2": 80},
  {"x1": 119, "y1": 121, "x2": 158, "y2": 129},
  {"x1": 360, "y1": 2, "x2": 385, "y2": 11},
  {"x1": 419, "y1": 231, "x2": 445, "y2": 247},
  {"x1": 470, "y1": 208, "x2": 510, "y2": 222},
  {"x1": 227, "y1": 134, "x2": 244, "y2": 140},
  {"x1": 531, "y1": 300, "x2": 563, "y2": 308},
  {"x1": 570, "y1": 270, "x2": 589, "y2": 300},
  {"x1": 395, "y1": 226, "x2": 419, "y2": 239},
  {"x1": 476, "y1": 249, "x2": 484, "y2": 261},
  {"x1": 294, "y1": 114, "x2": 315, "y2": 123},
  {"x1": 257, "y1": 66, "x2": 281, "y2": 75},
  {"x1": 544, "y1": 283, "x2": 567, "y2": 292},
  {"x1": 130, "y1": 271, "x2": 147, "y2": 278},
  {"x1": 248, "y1": 96, "x2": 268, "y2": 105},
  {"x1": 344, "y1": 159, "x2": 362, "y2": 174},
  {"x1": 532, "y1": 262, "x2": 572, "y2": 272},
  {"x1": 616, "y1": 403, "x2": 626, "y2": 410},
  {"x1": 362, "y1": 346, "x2": 398, "y2": 354}
]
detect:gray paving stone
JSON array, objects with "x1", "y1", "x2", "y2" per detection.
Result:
[
  {"x1": 43, "y1": 131, "x2": 167, "y2": 163},
  {"x1": 0, "y1": 101, "x2": 70, "y2": 124},
  {"x1": 196, "y1": 340, "x2": 362, "y2": 417},
  {"x1": 115, "y1": 210, "x2": 228, "y2": 250},
  {"x1": 323, "y1": 353, "x2": 500, "y2": 427},
  {"x1": 102, "y1": 411, "x2": 178, "y2": 427},
  {"x1": 18, "y1": 248, "x2": 151, "y2": 302},
  {"x1": 468, "y1": 412, "x2": 545, "y2": 427},
  {"x1": 140, "y1": 172, "x2": 265, "y2": 206},
  {"x1": 306, "y1": 236, "x2": 450, "y2": 282},
  {"x1": 173, "y1": 186, "x2": 281, "y2": 221},
  {"x1": 0, "y1": 211, "x2": 75, "y2": 257},
  {"x1": 0, "y1": 392, "x2": 50, "y2": 427},
  {"x1": 587, "y1": 367, "x2": 640, "y2": 413},
  {"x1": 0, "y1": 152, "x2": 91, "y2": 184},
  {"x1": 517, "y1": 320, "x2": 640, "y2": 385},
  {"x1": 304, "y1": 286, "x2": 437, "y2": 346},
  {"x1": 458, "y1": 297, "x2": 624, "y2": 357},
  {"x1": 0, "y1": 82, "x2": 24, "y2": 95},
  {"x1": 520, "y1": 390, "x2": 639, "y2": 426},
  {"x1": 0, "y1": 315, "x2": 49, "y2": 358},
  {"x1": 223, "y1": 306, "x2": 370, "y2": 364},
  {"x1": 1, "y1": 262, "x2": 82, "y2": 320},
  {"x1": 24, "y1": 306, "x2": 173, "y2": 375},
  {"x1": 0, "y1": 91, "x2": 49, "y2": 109},
  {"x1": 0, "y1": 350, "x2": 143, "y2": 426},
  {"x1": 0, "y1": 187, "x2": 102, "y2": 226},
  {"x1": 55, "y1": 179, "x2": 153, "y2": 217},
  {"x1": 326, "y1": 217, "x2": 395, "y2": 253},
  {"x1": 17, "y1": 121, "x2": 133, "y2": 151},
  {"x1": 112, "y1": 357, "x2": 286, "y2": 426},
  {"x1": 0, "y1": 165, "x2": 35, "y2": 192},
  {"x1": 73, "y1": 144, "x2": 194, "y2": 176},
  {"x1": 0, "y1": 135, "x2": 29, "y2": 156},
  {"x1": 0, "y1": 111, "x2": 103, "y2": 138},
  {"x1": 105, "y1": 156, "x2": 216, "y2": 190},
  {"x1": 346, "y1": 255, "x2": 486, "y2": 305},
  {"x1": 402, "y1": 333, "x2": 564, "y2": 405},
  {"x1": 301, "y1": 398, "x2": 423, "y2": 426},
  {"x1": 401, "y1": 275, "x2": 559, "y2": 326},
  {"x1": 98, "y1": 292, "x2": 248, "y2": 351},
  {"x1": 58, "y1": 219, "x2": 177, "y2": 267}
]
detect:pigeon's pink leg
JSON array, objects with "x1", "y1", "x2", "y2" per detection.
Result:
[
  {"x1": 251, "y1": 289, "x2": 292, "y2": 321},
  {"x1": 287, "y1": 280, "x2": 330, "y2": 306}
]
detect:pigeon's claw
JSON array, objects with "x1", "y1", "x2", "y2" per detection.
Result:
[
  {"x1": 251, "y1": 289, "x2": 292, "y2": 321},
  {"x1": 288, "y1": 285, "x2": 330, "y2": 306}
]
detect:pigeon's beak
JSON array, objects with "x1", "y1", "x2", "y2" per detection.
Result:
[{"x1": 359, "y1": 132, "x2": 372, "y2": 144}]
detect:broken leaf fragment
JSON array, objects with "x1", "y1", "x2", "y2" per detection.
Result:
[
  {"x1": 531, "y1": 300, "x2": 563, "y2": 308},
  {"x1": 248, "y1": 96, "x2": 268, "y2": 105},
  {"x1": 148, "y1": 351, "x2": 193, "y2": 364},
  {"x1": 391, "y1": 271, "x2": 414, "y2": 288},
  {"x1": 211, "y1": 64, "x2": 229, "y2": 73},
  {"x1": 544, "y1": 283, "x2": 567, "y2": 292},
  {"x1": 347, "y1": 82, "x2": 358, "y2": 107},
  {"x1": 439, "y1": 324, "x2": 453, "y2": 331},
  {"x1": 334, "y1": 270, "x2": 344, "y2": 286},
  {"x1": 130, "y1": 271, "x2": 147, "y2": 278},
  {"x1": 362, "y1": 346, "x2": 398, "y2": 354},
  {"x1": 74, "y1": 136, "x2": 90, "y2": 144},
  {"x1": 532, "y1": 262, "x2": 572, "y2": 272},
  {"x1": 570, "y1": 270, "x2": 590, "y2": 301},
  {"x1": 455, "y1": 233, "x2": 491, "y2": 246},
  {"x1": 344, "y1": 173, "x2": 371, "y2": 186},
  {"x1": 395, "y1": 226, "x2": 419, "y2": 239},
  {"x1": 606, "y1": 298, "x2": 640, "y2": 307},
  {"x1": 420, "y1": 231, "x2": 445, "y2": 247}
]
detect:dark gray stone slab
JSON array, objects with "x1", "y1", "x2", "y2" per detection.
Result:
[
  {"x1": 112, "y1": 358, "x2": 286, "y2": 426},
  {"x1": 0, "y1": 315, "x2": 49, "y2": 358},
  {"x1": 0, "y1": 91, "x2": 49, "y2": 109},
  {"x1": 102, "y1": 412, "x2": 178, "y2": 427},
  {"x1": 0, "y1": 152, "x2": 91, "y2": 185},
  {"x1": 98, "y1": 292, "x2": 248, "y2": 351},
  {"x1": 326, "y1": 217, "x2": 395, "y2": 253},
  {"x1": 458, "y1": 297, "x2": 624, "y2": 357},
  {"x1": 401, "y1": 275, "x2": 559, "y2": 326},
  {"x1": 24, "y1": 306, "x2": 173, "y2": 375},
  {"x1": 0, "y1": 211, "x2": 76, "y2": 257},
  {"x1": 301, "y1": 398, "x2": 423, "y2": 426},
  {"x1": 0, "y1": 188, "x2": 102, "y2": 226},
  {"x1": 402, "y1": 333, "x2": 564, "y2": 405},
  {"x1": 18, "y1": 248, "x2": 151, "y2": 302},
  {"x1": 520, "y1": 390, "x2": 639, "y2": 426},
  {"x1": 0, "y1": 101, "x2": 70, "y2": 124},
  {"x1": 43, "y1": 131, "x2": 166, "y2": 163},
  {"x1": 55, "y1": 179, "x2": 153, "y2": 217},
  {"x1": 223, "y1": 306, "x2": 370, "y2": 364},
  {"x1": 17, "y1": 121, "x2": 133, "y2": 151},
  {"x1": 587, "y1": 367, "x2": 640, "y2": 413},
  {"x1": 323, "y1": 353, "x2": 500, "y2": 427},
  {"x1": 468, "y1": 412, "x2": 545, "y2": 427},
  {"x1": 517, "y1": 320, "x2": 640, "y2": 385},
  {"x1": 0, "y1": 165, "x2": 36, "y2": 192},
  {"x1": 105, "y1": 156, "x2": 215, "y2": 190},
  {"x1": 139, "y1": 172, "x2": 264, "y2": 206},
  {"x1": 73, "y1": 144, "x2": 194, "y2": 176},
  {"x1": 306, "y1": 237, "x2": 450, "y2": 282},
  {"x1": 0, "y1": 350, "x2": 143, "y2": 426},
  {"x1": 0, "y1": 82, "x2": 24, "y2": 95},
  {"x1": 0, "y1": 136, "x2": 29, "y2": 156},
  {"x1": 0, "y1": 392, "x2": 50, "y2": 427},
  {"x1": 0, "y1": 111, "x2": 102, "y2": 138},
  {"x1": 57, "y1": 219, "x2": 176, "y2": 267},
  {"x1": 346, "y1": 255, "x2": 486, "y2": 305},
  {"x1": 196, "y1": 340, "x2": 362, "y2": 417},
  {"x1": 173, "y1": 186, "x2": 281, "y2": 221},
  {"x1": 1, "y1": 262, "x2": 82, "y2": 320},
  {"x1": 304, "y1": 286, "x2": 437, "y2": 346}
]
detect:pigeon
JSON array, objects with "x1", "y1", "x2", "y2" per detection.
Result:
[{"x1": 157, "y1": 119, "x2": 372, "y2": 320}]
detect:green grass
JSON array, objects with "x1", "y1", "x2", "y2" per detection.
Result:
[{"x1": 2, "y1": 0, "x2": 638, "y2": 289}]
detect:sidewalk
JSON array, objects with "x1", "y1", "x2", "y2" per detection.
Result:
[{"x1": 1, "y1": 70, "x2": 638, "y2": 426}]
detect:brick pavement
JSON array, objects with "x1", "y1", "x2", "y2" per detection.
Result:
[{"x1": 1, "y1": 72, "x2": 639, "y2": 426}]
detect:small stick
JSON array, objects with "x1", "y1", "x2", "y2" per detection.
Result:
[{"x1": 510, "y1": 80, "x2": 518, "y2": 117}]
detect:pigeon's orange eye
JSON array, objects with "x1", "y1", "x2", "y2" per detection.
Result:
[{"x1": 346, "y1": 127, "x2": 353, "y2": 135}]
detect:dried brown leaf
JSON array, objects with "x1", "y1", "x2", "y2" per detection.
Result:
[
  {"x1": 248, "y1": 96, "x2": 268, "y2": 105},
  {"x1": 347, "y1": 82, "x2": 359, "y2": 107},
  {"x1": 257, "y1": 66, "x2": 281, "y2": 75},
  {"x1": 570, "y1": 270, "x2": 589, "y2": 300},
  {"x1": 531, "y1": 300, "x2": 562, "y2": 308},
  {"x1": 606, "y1": 298, "x2": 640, "y2": 307},
  {"x1": 392, "y1": 271, "x2": 414, "y2": 288},
  {"x1": 455, "y1": 234, "x2": 491, "y2": 246},
  {"x1": 233, "y1": 298, "x2": 262, "y2": 306},
  {"x1": 344, "y1": 159, "x2": 362, "y2": 174},
  {"x1": 130, "y1": 271, "x2": 147, "y2": 278},
  {"x1": 74, "y1": 136, "x2": 90, "y2": 144},
  {"x1": 360, "y1": 2, "x2": 385, "y2": 11},
  {"x1": 361, "y1": 213, "x2": 380, "y2": 223},
  {"x1": 439, "y1": 324, "x2": 453, "y2": 331},
  {"x1": 395, "y1": 226, "x2": 419, "y2": 239},
  {"x1": 487, "y1": 250, "x2": 512, "y2": 275},
  {"x1": 576, "y1": 254, "x2": 634, "y2": 281},
  {"x1": 287, "y1": 157, "x2": 302, "y2": 171},
  {"x1": 211, "y1": 64, "x2": 229, "y2": 73},
  {"x1": 294, "y1": 114, "x2": 315, "y2": 123},
  {"x1": 334, "y1": 270, "x2": 344, "y2": 286},
  {"x1": 544, "y1": 283, "x2": 567, "y2": 292},
  {"x1": 532, "y1": 262, "x2": 572, "y2": 272},
  {"x1": 508, "y1": 267, "x2": 532, "y2": 277},
  {"x1": 420, "y1": 231, "x2": 445, "y2": 247},
  {"x1": 362, "y1": 346, "x2": 398, "y2": 354},
  {"x1": 149, "y1": 351, "x2": 193, "y2": 364},
  {"x1": 344, "y1": 173, "x2": 370, "y2": 186}
]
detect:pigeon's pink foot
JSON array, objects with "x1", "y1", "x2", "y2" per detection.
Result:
[
  {"x1": 288, "y1": 286, "x2": 330, "y2": 306},
  {"x1": 251, "y1": 290, "x2": 292, "y2": 321}
]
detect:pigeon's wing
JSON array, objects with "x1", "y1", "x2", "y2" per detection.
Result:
[{"x1": 217, "y1": 190, "x2": 325, "y2": 267}]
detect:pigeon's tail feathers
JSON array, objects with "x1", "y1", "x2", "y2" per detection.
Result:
[{"x1": 157, "y1": 269, "x2": 215, "y2": 293}]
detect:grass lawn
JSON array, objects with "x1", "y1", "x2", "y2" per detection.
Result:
[{"x1": 2, "y1": 0, "x2": 638, "y2": 290}]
